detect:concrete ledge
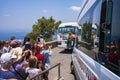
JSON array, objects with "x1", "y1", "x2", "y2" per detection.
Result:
[
  {"x1": 80, "y1": 41, "x2": 91, "y2": 50},
  {"x1": 46, "y1": 40, "x2": 58, "y2": 48}
]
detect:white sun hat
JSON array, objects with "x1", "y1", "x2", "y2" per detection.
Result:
[{"x1": 0, "y1": 53, "x2": 17, "y2": 63}]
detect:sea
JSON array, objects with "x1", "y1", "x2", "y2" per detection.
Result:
[
  {"x1": 0, "y1": 32, "x2": 28, "y2": 41},
  {"x1": 0, "y1": 31, "x2": 58, "y2": 41}
]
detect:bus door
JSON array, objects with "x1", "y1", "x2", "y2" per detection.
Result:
[{"x1": 99, "y1": 0, "x2": 113, "y2": 63}]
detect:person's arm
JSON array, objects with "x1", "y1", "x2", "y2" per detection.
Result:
[
  {"x1": 49, "y1": 50, "x2": 52, "y2": 56},
  {"x1": 17, "y1": 50, "x2": 29, "y2": 62},
  {"x1": 0, "y1": 50, "x2": 2, "y2": 56},
  {"x1": 22, "y1": 45, "x2": 25, "y2": 51},
  {"x1": 48, "y1": 45, "x2": 52, "y2": 56}
]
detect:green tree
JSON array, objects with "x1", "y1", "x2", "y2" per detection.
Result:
[
  {"x1": 82, "y1": 22, "x2": 91, "y2": 43},
  {"x1": 26, "y1": 16, "x2": 61, "y2": 43}
]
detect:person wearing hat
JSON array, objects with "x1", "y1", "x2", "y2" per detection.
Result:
[
  {"x1": 10, "y1": 40, "x2": 23, "y2": 62},
  {"x1": 10, "y1": 39, "x2": 18, "y2": 48},
  {"x1": 9, "y1": 39, "x2": 24, "y2": 79},
  {"x1": 0, "y1": 53, "x2": 18, "y2": 79}
]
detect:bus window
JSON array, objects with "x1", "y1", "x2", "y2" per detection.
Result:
[
  {"x1": 58, "y1": 27, "x2": 76, "y2": 34},
  {"x1": 57, "y1": 22, "x2": 81, "y2": 48}
]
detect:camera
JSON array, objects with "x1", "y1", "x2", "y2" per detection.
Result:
[{"x1": 37, "y1": 37, "x2": 40, "y2": 42}]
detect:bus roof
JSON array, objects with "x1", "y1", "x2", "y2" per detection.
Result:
[
  {"x1": 59, "y1": 22, "x2": 81, "y2": 29},
  {"x1": 77, "y1": 0, "x2": 96, "y2": 21}
]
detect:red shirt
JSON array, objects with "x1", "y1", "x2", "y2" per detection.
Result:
[
  {"x1": 108, "y1": 53, "x2": 117, "y2": 61},
  {"x1": 35, "y1": 52, "x2": 44, "y2": 63}
]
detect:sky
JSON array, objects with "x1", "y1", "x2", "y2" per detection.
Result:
[{"x1": 0, "y1": 0, "x2": 84, "y2": 33}]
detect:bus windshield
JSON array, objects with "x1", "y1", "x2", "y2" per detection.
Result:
[{"x1": 58, "y1": 26, "x2": 76, "y2": 34}]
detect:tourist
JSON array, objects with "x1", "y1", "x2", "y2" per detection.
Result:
[
  {"x1": 37, "y1": 35, "x2": 45, "y2": 45},
  {"x1": 0, "y1": 53, "x2": 18, "y2": 79},
  {"x1": 9, "y1": 40, "x2": 30, "y2": 80},
  {"x1": 41, "y1": 42, "x2": 53, "y2": 80},
  {"x1": 10, "y1": 36, "x2": 16, "y2": 42},
  {"x1": 0, "y1": 40, "x2": 4, "y2": 56},
  {"x1": 35, "y1": 44, "x2": 44, "y2": 70},
  {"x1": 23, "y1": 37, "x2": 32, "y2": 51},
  {"x1": 2, "y1": 41, "x2": 11, "y2": 53},
  {"x1": 26, "y1": 56, "x2": 42, "y2": 80},
  {"x1": 66, "y1": 32, "x2": 74, "y2": 48},
  {"x1": 10, "y1": 40, "x2": 22, "y2": 62}
]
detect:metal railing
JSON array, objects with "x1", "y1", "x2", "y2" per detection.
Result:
[{"x1": 27, "y1": 63, "x2": 61, "y2": 80}]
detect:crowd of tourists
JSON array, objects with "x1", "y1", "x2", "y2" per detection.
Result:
[{"x1": 0, "y1": 35, "x2": 52, "y2": 80}]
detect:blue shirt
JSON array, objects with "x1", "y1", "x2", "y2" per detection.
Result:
[
  {"x1": 0, "y1": 69, "x2": 18, "y2": 79},
  {"x1": 41, "y1": 50, "x2": 51, "y2": 64}
]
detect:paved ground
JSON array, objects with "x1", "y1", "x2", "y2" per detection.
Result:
[
  {"x1": 48, "y1": 47, "x2": 75, "y2": 80},
  {"x1": 48, "y1": 46, "x2": 98, "y2": 80}
]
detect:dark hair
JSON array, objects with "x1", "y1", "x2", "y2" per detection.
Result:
[
  {"x1": 0, "y1": 40, "x2": 3, "y2": 45},
  {"x1": 0, "y1": 40, "x2": 4, "y2": 49},
  {"x1": 10, "y1": 36, "x2": 16, "y2": 41},
  {"x1": 26, "y1": 51, "x2": 31, "y2": 60},
  {"x1": 23, "y1": 37, "x2": 30, "y2": 45}
]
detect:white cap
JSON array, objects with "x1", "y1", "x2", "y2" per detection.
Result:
[{"x1": 0, "y1": 53, "x2": 17, "y2": 63}]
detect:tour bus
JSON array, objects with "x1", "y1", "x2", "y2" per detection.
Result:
[
  {"x1": 71, "y1": 0, "x2": 120, "y2": 80},
  {"x1": 57, "y1": 22, "x2": 81, "y2": 48}
]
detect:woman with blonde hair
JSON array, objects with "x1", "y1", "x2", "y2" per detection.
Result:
[{"x1": 66, "y1": 32, "x2": 74, "y2": 48}]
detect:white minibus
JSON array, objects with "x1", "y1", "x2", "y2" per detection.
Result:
[{"x1": 57, "y1": 22, "x2": 81, "y2": 48}]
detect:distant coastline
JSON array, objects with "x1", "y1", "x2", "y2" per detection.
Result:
[{"x1": 0, "y1": 32, "x2": 28, "y2": 41}]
